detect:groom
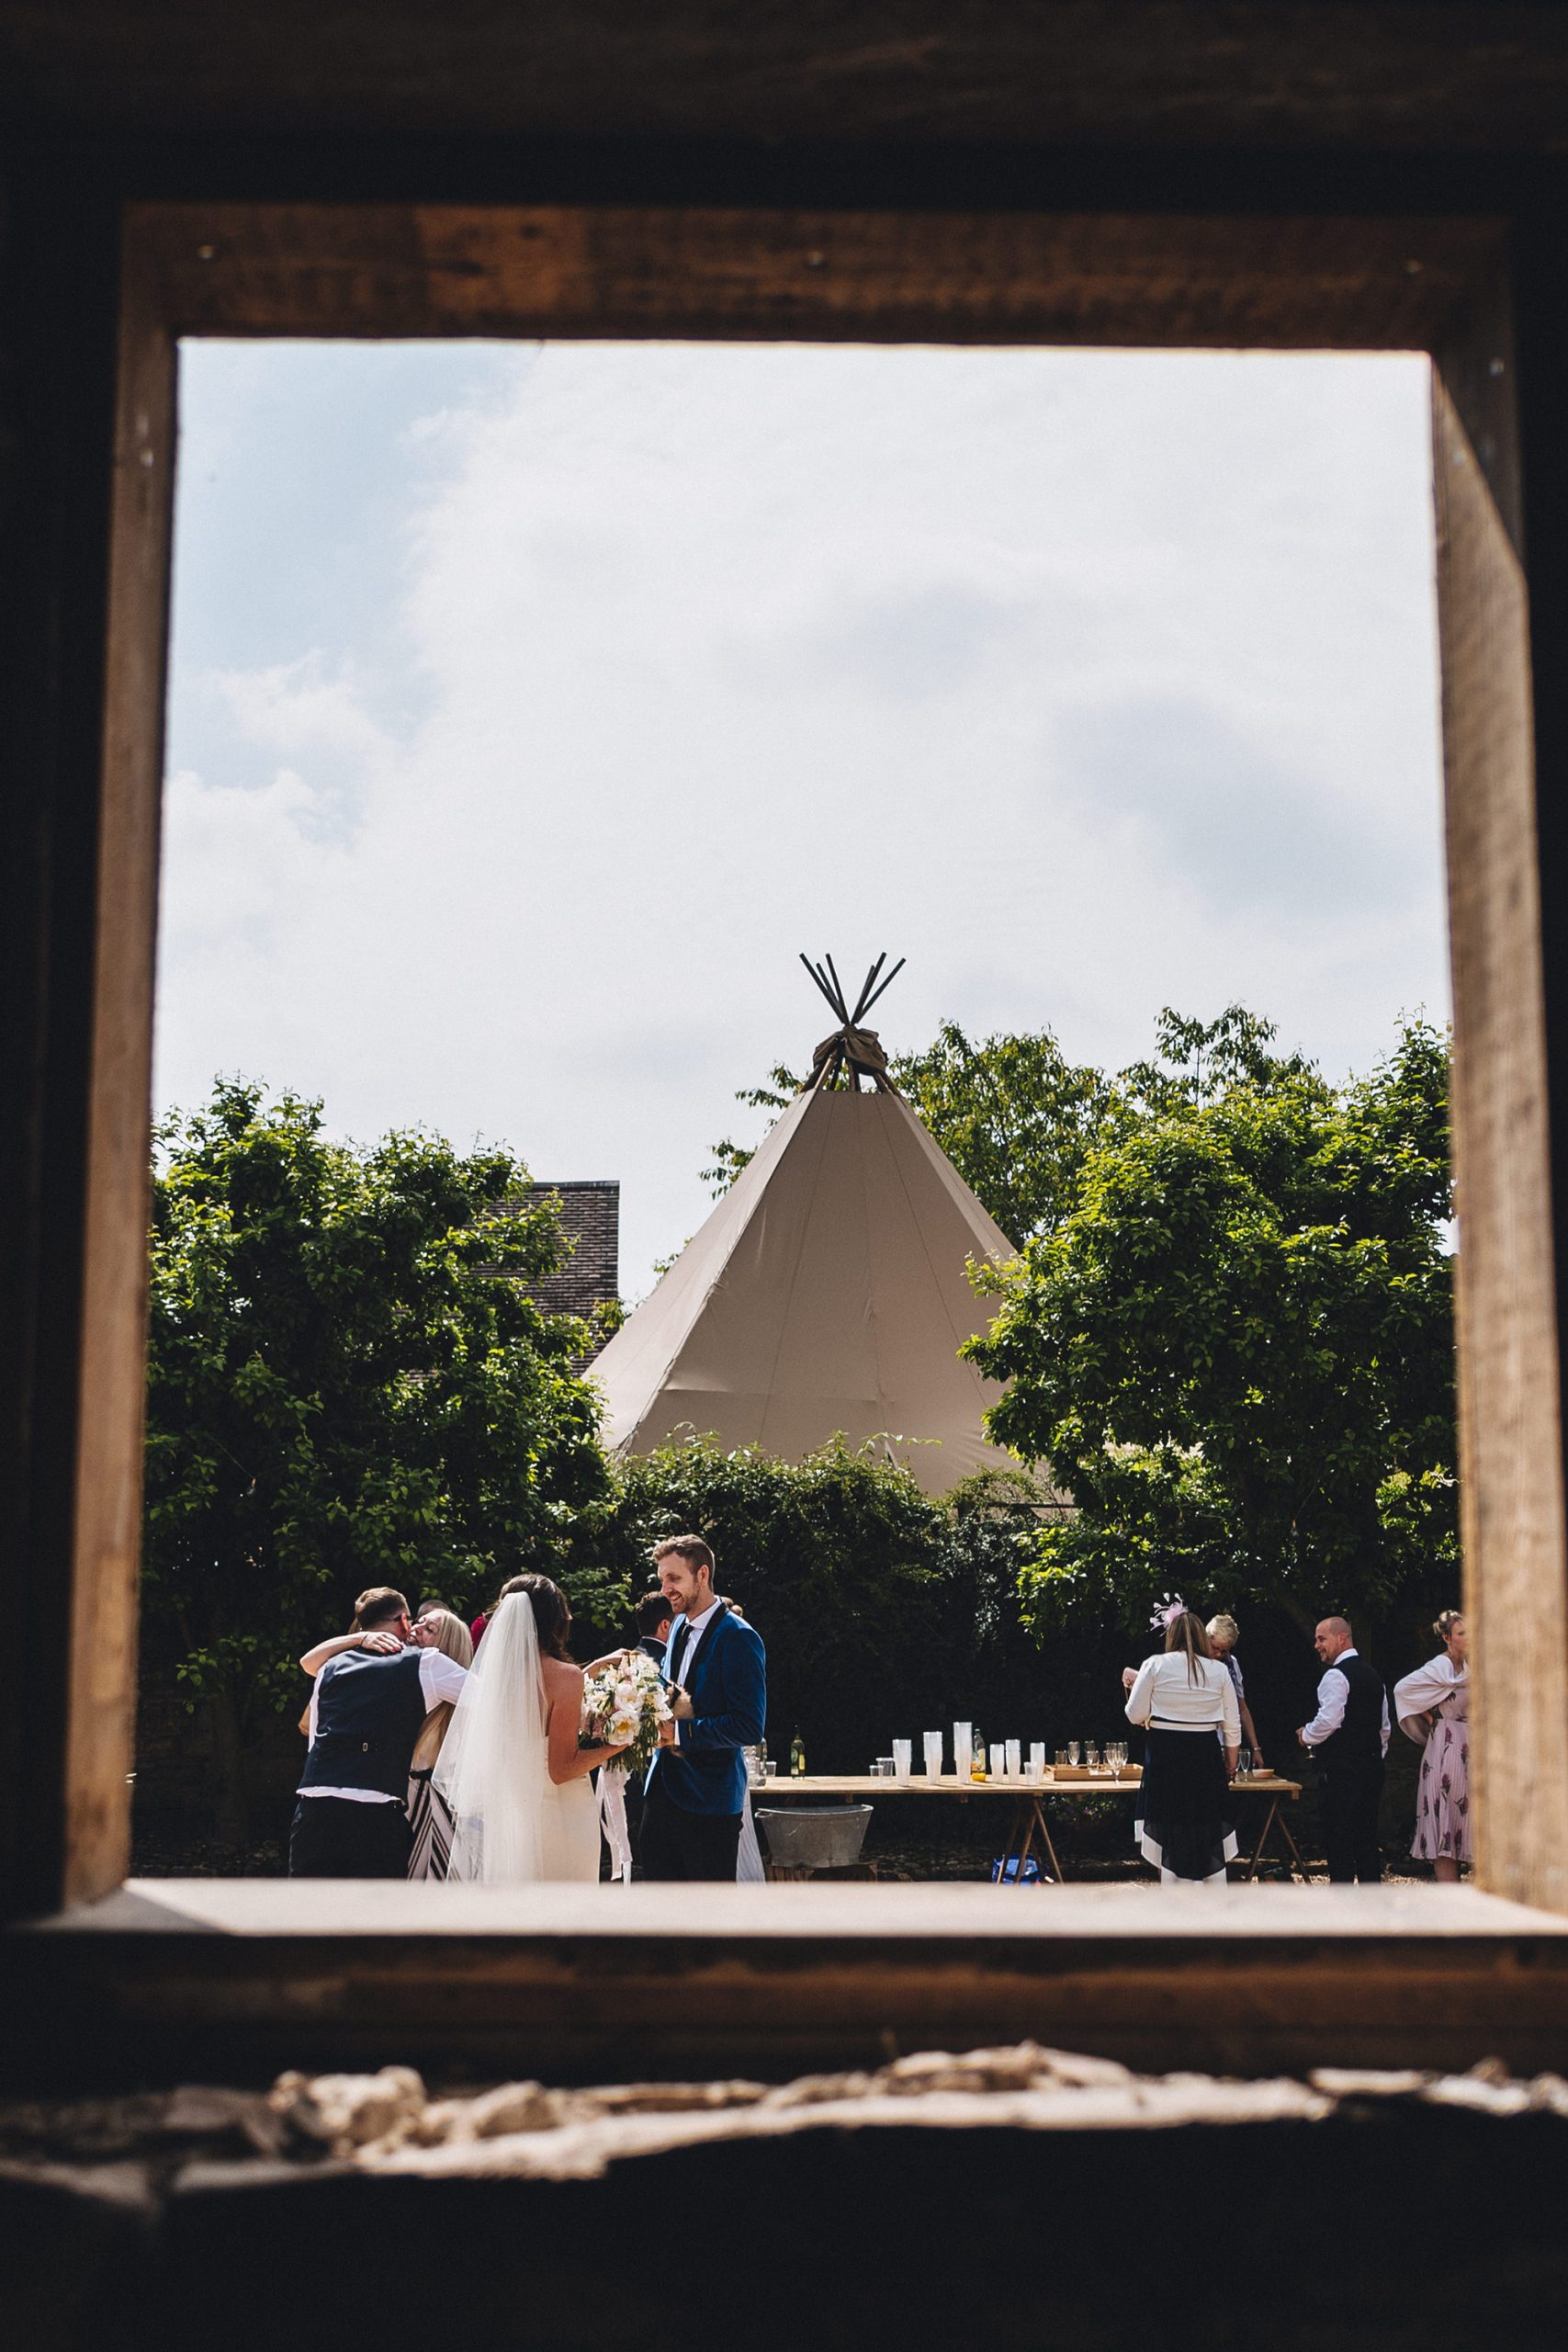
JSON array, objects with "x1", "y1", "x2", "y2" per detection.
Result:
[{"x1": 641, "y1": 1535, "x2": 766, "y2": 1882}]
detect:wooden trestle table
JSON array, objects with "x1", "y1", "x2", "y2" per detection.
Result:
[{"x1": 751, "y1": 1770, "x2": 1308, "y2": 1884}]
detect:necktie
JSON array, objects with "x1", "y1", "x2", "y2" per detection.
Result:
[{"x1": 667, "y1": 1619, "x2": 692, "y2": 1686}]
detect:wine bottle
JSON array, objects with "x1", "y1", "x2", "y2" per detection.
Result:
[{"x1": 790, "y1": 1730, "x2": 806, "y2": 1778}]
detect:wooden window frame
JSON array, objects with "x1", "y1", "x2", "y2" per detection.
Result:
[{"x1": 9, "y1": 197, "x2": 1568, "y2": 2083}]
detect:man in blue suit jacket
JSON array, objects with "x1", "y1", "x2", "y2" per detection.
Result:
[{"x1": 641, "y1": 1534, "x2": 766, "y2": 1881}]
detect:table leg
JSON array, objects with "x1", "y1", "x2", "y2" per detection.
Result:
[
  {"x1": 1244, "y1": 1795, "x2": 1309, "y2": 1883},
  {"x1": 1033, "y1": 1797, "x2": 1066, "y2": 1885},
  {"x1": 1273, "y1": 1801, "x2": 1309, "y2": 1882},
  {"x1": 992, "y1": 1796, "x2": 1068, "y2": 1887},
  {"x1": 993, "y1": 1797, "x2": 1032, "y2": 1887},
  {"x1": 1243, "y1": 1797, "x2": 1278, "y2": 1882}
]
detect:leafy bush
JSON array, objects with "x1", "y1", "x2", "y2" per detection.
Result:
[{"x1": 568, "y1": 1436, "x2": 1103, "y2": 1769}]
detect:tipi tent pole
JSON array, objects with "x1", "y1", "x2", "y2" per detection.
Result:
[
  {"x1": 850, "y1": 954, "x2": 886, "y2": 1025},
  {"x1": 858, "y1": 956, "x2": 907, "y2": 1022}
]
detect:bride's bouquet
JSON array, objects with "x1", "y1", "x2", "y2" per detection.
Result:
[{"x1": 581, "y1": 1649, "x2": 673, "y2": 1778}]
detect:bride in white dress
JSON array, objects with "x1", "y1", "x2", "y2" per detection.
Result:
[{"x1": 434, "y1": 1576, "x2": 625, "y2": 1883}]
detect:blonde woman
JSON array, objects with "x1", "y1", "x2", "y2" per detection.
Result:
[
  {"x1": 1124, "y1": 1600, "x2": 1241, "y2": 1884},
  {"x1": 1393, "y1": 1610, "x2": 1470, "y2": 1883},
  {"x1": 407, "y1": 1606, "x2": 474, "y2": 1880},
  {"x1": 1205, "y1": 1613, "x2": 1266, "y2": 1771}
]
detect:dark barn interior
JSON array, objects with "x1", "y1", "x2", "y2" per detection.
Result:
[{"x1": 8, "y1": 7, "x2": 1568, "y2": 2344}]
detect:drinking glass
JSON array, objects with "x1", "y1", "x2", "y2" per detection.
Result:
[
  {"x1": 765, "y1": 1761, "x2": 778, "y2": 1778},
  {"x1": 923, "y1": 1731, "x2": 944, "y2": 1780},
  {"x1": 989, "y1": 1743, "x2": 1006, "y2": 1780},
  {"x1": 1005, "y1": 1738, "x2": 1022, "y2": 1778},
  {"x1": 1237, "y1": 1747, "x2": 1252, "y2": 1781},
  {"x1": 1054, "y1": 1749, "x2": 1069, "y2": 1770},
  {"x1": 892, "y1": 1738, "x2": 912, "y2": 1783},
  {"x1": 1085, "y1": 1744, "x2": 1101, "y2": 1773},
  {"x1": 1111, "y1": 1742, "x2": 1127, "y2": 1773},
  {"x1": 1067, "y1": 1741, "x2": 1082, "y2": 1768},
  {"x1": 953, "y1": 1721, "x2": 973, "y2": 1779},
  {"x1": 1029, "y1": 1742, "x2": 1046, "y2": 1781}
]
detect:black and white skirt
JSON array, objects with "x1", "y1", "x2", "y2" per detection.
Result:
[
  {"x1": 407, "y1": 1767, "x2": 455, "y2": 1882},
  {"x1": 1135, "y1": 1727, "x2": 1237, "y2": 1884}
]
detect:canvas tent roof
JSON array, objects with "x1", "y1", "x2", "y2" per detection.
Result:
[{"x1": 591, "y1": 1066, "x2": 1022, "y2": 1497}]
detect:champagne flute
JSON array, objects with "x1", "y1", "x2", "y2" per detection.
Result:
[{"x1": 1067, "y1": 1740, "x2": 1082, "y2": 1768}]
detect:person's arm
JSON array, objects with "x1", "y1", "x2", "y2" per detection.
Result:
[
  {"x1": 677, "y1": 1627, "x2": 766, "y2": 1754},
  {"x1": 1237, "y1": 1694, "x2": 1263, "y2": 1761},
  {"x1": 417, "y1": 1650, "x2": 468, "y2": 1708},
  {"x1": 1393, "y1": 1659, "x2": 1450, "y2": 1744},
  {"x1": 1299, "y1": 1668, "x2": 1348, "y2": 1747},
  {"x1": 1219, "y1": 1667, "x2": 1241, "y2": 1775},
  {"x1": 1123, "y1": 1657, "x2": 1157, "y2": 1727},
  {"x1": 299, "y1": 1628, "x2": 400, "y2": 1676},
  {"x1": 1381, "y1": 1687, "x2": 1392, "y2": 1759},
  {"x1": 546, "y1": 1665, "x2": 625, "y2": 1784}
]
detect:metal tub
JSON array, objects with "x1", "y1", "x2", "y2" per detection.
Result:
[{"x1": 755, "y1": 1803, "x2": 873, "y2": 1871}]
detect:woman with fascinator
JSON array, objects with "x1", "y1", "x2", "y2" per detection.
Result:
[
  {"x1": 1122, "y1": 1597, "x2": 1241, "y2": 1884},
  {"x1": 1393, "y1": 1609, "x2": 1470, "y2": 1882}
]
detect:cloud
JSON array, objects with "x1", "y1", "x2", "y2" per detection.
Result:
[
  {"x1": 157, "y1": 342, "x2": 1447, "y2": 1294},
  {"x1": 1055, "y1": 694, "x2": 1415, "y2": 917}
]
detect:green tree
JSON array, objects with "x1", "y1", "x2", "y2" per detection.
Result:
[
  {"x1": 893, "y1": 1022, "x2": 1113, "y2": 1245},
  {"x1": 969, "y1": 1020, "x2": 1456, "y2": 1640},
  {"x1": 141, "y1": 1079, "x2": 611, "y2": 1840},
  {"x1": 1117, "y1": 1002, "x2": 1316, "y2": 1115}
]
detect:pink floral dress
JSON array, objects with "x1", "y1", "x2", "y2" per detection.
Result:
[{"x1": 1393, "y1": 1653, "x2": 1470, "y2": 1864}]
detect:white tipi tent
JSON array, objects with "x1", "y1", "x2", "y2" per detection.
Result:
[{"x1": 592, "y1": 956, "x2": 1021, "y2": 1496}]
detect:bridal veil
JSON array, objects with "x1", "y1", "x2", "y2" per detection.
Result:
[{"x1": 433, "y1": 1591, "x2": 549, "y2": 1882}]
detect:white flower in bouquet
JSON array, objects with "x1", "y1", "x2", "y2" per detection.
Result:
[{"x1": 580, "y1": 1647, "x2": 674, "y2": 1775}]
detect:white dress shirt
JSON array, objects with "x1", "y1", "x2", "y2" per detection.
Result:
[
  {"x1": 665, "y1": 1600, "x2": 721, "y2": 1690},
  {"x1": 1299, "y1": 1648, "x2": 1391, "y2": 1754},
  {"x1": 1125, "y1": 1652, "x2": 1240, "y2": 1742},
  {"x1": 667, "y1": 1599, "x2": 728, "y2": 1749},
  {"x1": 301, "y1": 1645, "x2": 468, "y2": 1803},
  {"x1": 656, "y1": 1597, "x2": 723, "y2": 1770}
]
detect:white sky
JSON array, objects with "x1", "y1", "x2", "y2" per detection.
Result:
[{"x1": 158, "y1": 340, "x2": 1447, "y2": 1298}]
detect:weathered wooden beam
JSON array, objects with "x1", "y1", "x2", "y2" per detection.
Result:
[
  {"x1": 7, "y1": 1883, "x2": 1568, "y2": 2086},
  {"x1": 6, "y1": 6, "x2": 1568, "y2": 157},
  {"x1": 131, "y1": 201, "x2": 1502, "y2": 350}
]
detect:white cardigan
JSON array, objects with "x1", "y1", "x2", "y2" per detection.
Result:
[
  {"x1": 1125, "y1": 1652, "x2": 1241, "y2": 1741},
  {"x1": 1393, "y1": 1651, "x2": 1467, "y2": 1742}
]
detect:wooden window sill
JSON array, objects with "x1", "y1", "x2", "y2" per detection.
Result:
[{"x1": 6, "y1": 1880, "x2": 1567, "y2": 2088}]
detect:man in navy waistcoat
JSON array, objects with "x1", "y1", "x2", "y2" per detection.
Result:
[
  {"x1": 1298, "y1": 1614, "x2": 1391, "y2": 1883},
  {"x1": 291, "y1": 1586, "x2": 468, "y2": 1878},
  {"x1": 641, "y1": 1535, "x2": 766, "y2": 1882}
]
